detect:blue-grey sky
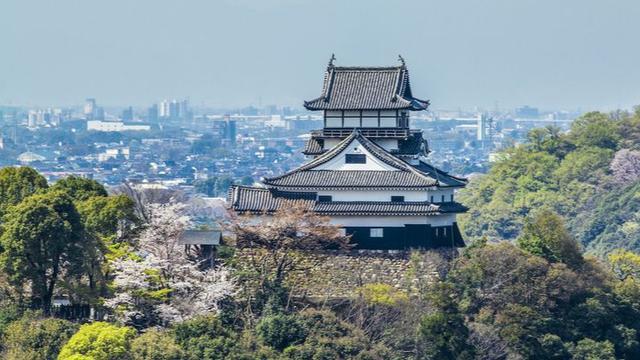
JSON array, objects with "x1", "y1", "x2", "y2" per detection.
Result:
[{"x1": 2, "y1": 0, "x2": 640, "y2": 110}]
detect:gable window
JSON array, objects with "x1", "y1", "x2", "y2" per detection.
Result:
[
  {"x1": 370, "y1": 228, "x2": 384, "y2": 238},
  {"x1": 345, "y1": 154, "x2": 366, "y2": 164},
  {"x1": 391, "y1": 196, "x2": 405, "y2": 202},
  {"x1": 318, "y1": 195, "x2": 332, "y2": 202}
]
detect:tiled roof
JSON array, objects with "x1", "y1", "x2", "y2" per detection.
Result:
[
  {"x1": 302, "y1": 137, "x2": 325, "y2": 155},
  {"x1": 228, "y1": 186, "x2": 315, "y2": 213},
  {"x1": 264, "y1": 130, "x2": 466, "y2": 189},
  {"x1": 304, "y1": 63, "x2": 429, "y2": 111},
  {"x1": 228, "y1": 186, "x2": 468, "y2": 216},
  {"x1": 264, "y1": 170, "x2": 438, "y2": 189},
  {"x1": 396, "y1": 131, "x2": 429, "y2": 155},
  {"x1": 413, "y1": 161, "x2": 467, "y2": 187}
]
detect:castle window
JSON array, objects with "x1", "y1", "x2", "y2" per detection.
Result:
[
  {"x1": 441, "y1": 195, "x2": 445, "y2": 203},
  {"x1": 318, "y1": 195, "x2": 332, "y2": 202},
  {"x1": 450, "y1": 194, "x2": 454, "y2": 202},
  {"x1": 370, "y1": 228, "x2": 384, "y2": 238},
  {"x1": 430, "y1": 195, "x2": 434, "y2": 203},
  {"x1": 391, "y1": 196, "x2": 405, "y2": 202},
  {"x1": 345, "y1": 154, "x2": 366, "y2": 164}
]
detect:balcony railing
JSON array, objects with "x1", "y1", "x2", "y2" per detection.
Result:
[{"x1": 311, "y1": 128, "x2": 411, "y2": 138}]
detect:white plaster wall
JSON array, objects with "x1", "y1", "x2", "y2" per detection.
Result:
[
  {"x1": 329, "y1": 214, "x2": 457, "y2": 227},
  {"x1": 380, "y1": 118, "x2": 396, "y2": 127},
  {"x1": 326, "y1": 118, "x2": 342, "y2": 127},
  {"x1": 318, "y1": 190, "x2": 429, "y2": 202},
  {"x1": 362, "y1": 118, "x2": 378, "y2": 127},
  {"x1": 344, "y1": 118, "x2": 360, "y2": 127},
  {"x1": 313, "y1": 138, "x2": 399, "y2": 171},
  {"x1": 426, "y1": 189, "x2": 455, "y2": 203},
  {"x1": 243, "y1": 214, "x2": 457, "y2": 228},
  {"x1": 316, "y1": 189, "x2": 454, "y2": 202}
]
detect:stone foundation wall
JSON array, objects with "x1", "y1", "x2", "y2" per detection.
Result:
[{"x1": 235, "y1": 248, "x2": 458, "y2": 299}]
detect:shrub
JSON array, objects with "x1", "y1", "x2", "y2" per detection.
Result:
[
  {"x1": 1, "y1": 312, "x2": 77, "y2": 360},
  {"x1": 130, "y1": 329, "x2": 183, "y2": 360},
  {"x1": 256, "y1": 314, "x2": 307, "y2": 351},
  {"x1": 58, "y1": 322, "x2": 136, "y2": 360}
]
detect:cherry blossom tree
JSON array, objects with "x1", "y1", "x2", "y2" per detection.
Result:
[
  {"x1": 105, "y1": 203, "x2": 235, "y2": 327},
  {"x1": 610, "y1": 149, "x2": 640, "y2": 185},
  {"x1": 231, "y1": 202, "x2": 351, "y2": 286}
]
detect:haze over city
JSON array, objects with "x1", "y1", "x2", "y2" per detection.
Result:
[{"x1": 2, "y1": 0, "x2": 640, "y2": 110}]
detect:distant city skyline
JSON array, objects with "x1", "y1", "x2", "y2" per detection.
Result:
[{"x1": 2, "y1": 0, "x2": 640, "y2": 110}]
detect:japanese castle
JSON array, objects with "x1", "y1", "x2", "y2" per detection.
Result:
[{"x1": 229, "y1": 56, "x2": 467, "y2": 249}]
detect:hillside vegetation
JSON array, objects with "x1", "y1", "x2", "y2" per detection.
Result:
[{"x1": 459, "y1": 108, "x2": 640, "y2": 256}]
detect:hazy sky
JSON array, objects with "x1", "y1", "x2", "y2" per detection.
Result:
[{"x1": 2, "y1": 0, "x2": 640, "y2": 111}]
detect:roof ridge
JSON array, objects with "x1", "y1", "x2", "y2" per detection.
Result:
[
  {"x1": 264, "y1": 130, "x2": 446, "y2": 187},
  {"x1": 264, "y1": 130, "x2": 361, "y2": 181},
  {"x1": 354, "y1": 132, "x2": 443, "y2": 184}
]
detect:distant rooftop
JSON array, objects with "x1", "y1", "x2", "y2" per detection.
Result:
[{"x1": 304, "y1": 55, "x2": 430, "y2": 111}]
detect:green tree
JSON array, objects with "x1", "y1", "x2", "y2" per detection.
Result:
[
  {"x1": 0, "y1": 191, "x2": 86, "y2": 312},
  {"x1": 214, "y1": 176, "x2": 233, "y2": 196},
  {"x1": 130, "y1": 329, "x2": 183, "y2": 360},
  {"x1": 51, "y1": 175, "x2": 108, "y2": 202},
  {"x1": 0, "y1": 166, "x2": 48, "y2": 217},
  {"x1": 569, "y1": 111, "x2": 621, "y2": 150},
  {"x1": 256, "y1": 314, "x2": 308, "y2": 351},
  {"x1": 239, "y1": 176, "x2": 253, "y2": 186},
  {"x1": 570, "y1": 338, "x2": 616, "y2": 360},
  {"x1": 194, "y1": 178, "x2": 217, "y2": 197},
  {"x1": 418, "y1": 283, "x2": 475, "y2": 360},
  {"x1": 1, "y1": 311, "x2": 77, "y2": 360},
  {"x1": 516, "y1": 209, "x2": 583, "y2": 269},
  {"x1": 171, "y1": 315, "x2": 238, "y2": 360},
  {"x1": 63, "y1": 194, "x2": 138, "y2": 304},
  {"x1": 58, "y1": 322, "x2": 136, "y2": 360},
  {"x1": 76, "y1": 195, "x2": 137, "y2": 241},
  {"x1": 553, "y1": 147, "x2": 613, "y2": 185}
]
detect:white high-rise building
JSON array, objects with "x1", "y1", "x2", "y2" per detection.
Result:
[{"x1": 159, "y1": 100, "x2": 171, "y2": 118}]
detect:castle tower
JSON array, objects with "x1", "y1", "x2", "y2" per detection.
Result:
[{"x1": 229, "y1": 57, "x2": 467, "y2": 249}]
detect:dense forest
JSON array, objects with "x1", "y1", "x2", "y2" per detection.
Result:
[
  {"x1": 460, "y1": 108, "x2": 640, "y2": 256},
  {"x1": 1, "y1": 110, "x2": 640, "y2": 359}
]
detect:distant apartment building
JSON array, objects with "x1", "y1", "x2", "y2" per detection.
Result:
[
  {"x1": 515, "y1": 105, "x2": 539, "y2": 119},
  {"x1": 98, "y1": 147, "x2": 130, "y2": 162},
  {"x1": 87, "y1": 120, "x2": 150, "y2": 132}
]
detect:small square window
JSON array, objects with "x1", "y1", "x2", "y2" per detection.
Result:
[
  {"x1": 345, "y1": 154, "x2": 366, "y2": 164},
  {"x1": 391, "y1": 196, "x2": 405, "y2": 202},
  {"x1": 370, "y1": 228, "x2": 384, "y2": 238},
  {"x1": 318, "y1": 195, "x2": 332, "y2": 202}
]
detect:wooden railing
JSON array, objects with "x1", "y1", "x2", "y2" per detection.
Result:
[{"x1": 312, "y1": 128, "x2": 411, "y2": 138}]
